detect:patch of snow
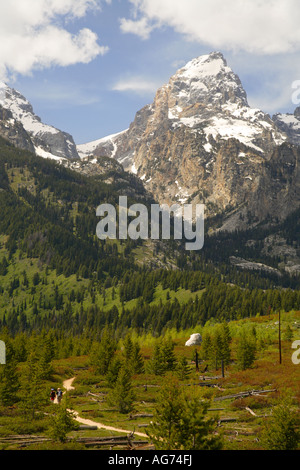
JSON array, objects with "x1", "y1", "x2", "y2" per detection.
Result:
[
  {"x1": 131, "y1": 163, "x2": 138, "y2": 174},
  {"x1": 168, "y1": 105, "x2": 182, "y2": 120},
  {"x1": 204, "y1": 117, "x2": 264, "y2": 152},
  {"x1": 77, "y1": 129, "x2": 128, "y2": 158},
  {"x1": 1, "y1": 85, "x2": 59, "y2": 136},
  {"x1": 179, "y1": 55, "x2": 231, "y2": 81},
  {"x1": 179, "y1": 116, "x2": 205, "y2": 127},
  {"x1": 35, "y1": 146, "x2": 66, "y2": 162},
  {"x1": 276, "y1": 113, "x2": 300, "y2": 128},
  {"x1": 204, "y1": 142, "x2": 213, "y2": 153}
]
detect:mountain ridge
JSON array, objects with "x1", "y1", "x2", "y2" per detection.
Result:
[
  {"x1": 1, "y1": 52, "x2": 300, "y2": 234},
  {"x1": 0, "y1": 81, "x2": 79, "y2": 161},
  {"x1": 76, "y1": 52, "x2": 300, "y2": 232}
]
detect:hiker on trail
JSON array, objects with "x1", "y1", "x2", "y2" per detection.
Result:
[
  {"x1": 50, "y1": 388, "x2": 56, "y2": 402},
  {"x1": 56, "y1": 388, "x2": 63, "y2": 404}
]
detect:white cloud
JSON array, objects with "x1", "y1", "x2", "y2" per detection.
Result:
[
  {"x1": 121, "y1": 0, "x2": 300, "y2": 55},
  {"x1": 112, "y1": 76, "x2": 160, "y2": 95},
  {"x1": 0, "y1": 0, "x2": 109, "y2": 80},
  {"x1": 120, "y1": 17, "x2": 154, "y2": 40}
]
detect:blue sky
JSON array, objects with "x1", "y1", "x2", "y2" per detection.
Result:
[{"x1": 1, "y1": 0, "x2": 300, "y2": 145}]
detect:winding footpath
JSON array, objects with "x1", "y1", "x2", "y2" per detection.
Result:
[{"x1": 63, "y1": 377, "x2": 148, "y2": 439}]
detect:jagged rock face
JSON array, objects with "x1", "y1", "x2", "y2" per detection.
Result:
[
  {"x1": 79, "y1": 52, "x2": 299, "y2": 229},
  {"x1": 0, "y1": 82, "x2": 79, "y2": 160},
  {"x1": 273, "y1": 107, "x2": 300, "y2": 146},
  {"x1": 218, "y1": 142, "x2": 300, "y2": 231},
  {"x1": 0, "y1": 106, "x2": 35, "y2": 153}
]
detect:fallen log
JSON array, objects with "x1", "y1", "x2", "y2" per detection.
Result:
[
  {"x1": 214, "y1": 389, "x2": 276, "y2": 401},
  {"x1": 0, "y1": 435, "x2": 46, "y2": 441},
  {"x1": 87, "y1": 391, "x2": 106, "y2": 397},
  {"x1": 199, "y1": 376, "x2": 223, "y2": 381},
  {"x1": 83, "y1": 440, "x2": 148, "y2": 448},
  {"x1": 245, "y1": 407, "x2": 257, "y2": 417},
  {"x1": 184, "y1": 383, "x2": 218, "y2": 387},
  {"x1": 218, "y1": 417, "x2": 237, "y2": 423},
  {"x1": 129, "y1": 413, "x2": 153, "y2": 419},
  {"x1": 75, "y1": 436, "x2": 129, "y2": 442}
]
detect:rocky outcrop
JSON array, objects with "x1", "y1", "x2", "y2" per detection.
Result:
[
  {"x1": 185, "y1": 334, "x2": 202, "y2": 347},
  {"x1": 0, "y1": 82, "x2": 79, "y2": 160},
  {"x1": 0, "y1": 106, "x2": 35, "y2": 153},
  {"x1": 273, "y1": 107, "x2": 300, "y2": 146}
]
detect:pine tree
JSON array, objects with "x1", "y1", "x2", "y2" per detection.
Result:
[
  {"x1": 123, "y1": 334, "x2": 133, "y2": 363},
  {"x1": 161, "y1": 338, "x2": 177, "y2": 372},
  {"x1": 213, "y1": 330, "x2": 224, "y2": 369},
  {"x1": 131, "y1": 341, "x2": 144, "y2": 374},
  {"x1": 260, "y1": 395, "x2": 300, "y2": 450},
  {"x1": 90, "y1": 326, "x2": 117, "y2": 375},
  {"x1": 146, "y1": 378, "x2": 186, "y2": 449},
  {"x1": 219, "y1": 322, "x2": 232, "y2": 365},
  {"x1": 106, "y1": 357, "x2": 122, "y2": 386},
  {"x1": 201, "y1": 332, "x2": 214, "y2": 364},
  {"x1": 48, "y1": 397, "x2": 78, "y2": 443},
  {"x1": 181, "y1": 394, "x2": 223, "y2": 450},
  {"x1": 147, "y1": 343, "x2": 165, "y2": 376},
  {"x1": 236, "y1": 330, "x2": 257, "y2": 370},
  {"x1": 108, "y1": 367, "x2": 135, "y2": 414},
  {"x1": 146, "y1": 378, "x2": 222, "y2": 450},
  {"x1": 18, "y1": 348, "x2": 49, "y2": 419},
  {"x1": 284, "y1": 324, "x2": 294, "y2": 342},
  {"x1": 176, "y1": 355, "x2": 191, "y2": 380}
]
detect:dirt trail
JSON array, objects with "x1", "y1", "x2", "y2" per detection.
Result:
[{"x1": 63, "y1": 377, "x2": 148, "y2": 439}]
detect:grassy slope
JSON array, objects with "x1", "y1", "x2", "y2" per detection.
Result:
[
  {"x1": 63, "y1": 310, "x2": 300, "y2": 451},
  {"x1": 0, "y1": 311, "x2": 298, "y2": 450},
  {"x1": 0, "y1": 234, "x2": 204, "y2": 318}
]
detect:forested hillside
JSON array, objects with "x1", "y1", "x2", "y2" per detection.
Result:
[
  {"x1": 0, "y1": 136, "x2": 300, "y2": 342},
  {"x1": 0, "y1": 137, "x2": 299, "y2": 453}
]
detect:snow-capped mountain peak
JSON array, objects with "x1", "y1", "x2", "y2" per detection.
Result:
[
  {"x1": 73, "y1": 51, "x2": 299, "y2": 231},
  {"x1": 0, "y1": 82, "x2": 79, "y2": 161},
  {"x1": 162, "y1": 52, "x2": 286, "y2": 152},
  {"x1": 170, "y1": 51, "x2": 248, "y2": 109},
  {"x1": 77, "y1": 51, "x2": 288, "y2": 168}
]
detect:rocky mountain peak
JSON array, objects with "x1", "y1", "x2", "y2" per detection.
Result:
[
  {"x1": 77, "y1": 51, "x2": 300, "y2": 230},
  {"x1": 1, "y1": 52, "x2": 300, "y2": 234},
  {"x1": 167, "y1": 51, "x2": 249, "y2": 110},
  {"x1": 0, "y1": 81, "x2": 79, "y2": 161}
]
